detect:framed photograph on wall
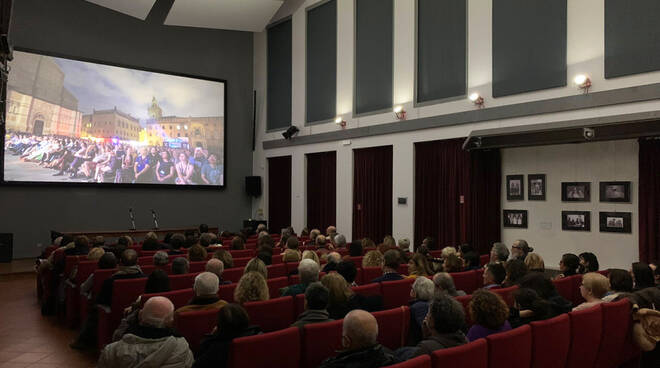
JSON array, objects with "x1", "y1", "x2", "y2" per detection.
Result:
[
  {"x1": 562, "y1": 211, "x2": 591, "y2": 231},
  {"x1": 528, "y1": 174, "x2": 546, "y2": 201},
  {"x1": 507, "y1": 175, "x2": 524, "y2": 201},
  {"x1": 599, "y1": 181, "x2": 631, "y2": 203},
  {"x1": 561, "y1": 182, "x2": 591, "y2": 202},
  {"x1": 503, "y1": 210, "x2": 528, "y2": 228},
  {"x1": 599, "y1": 212, "x2": 632, "y2": 233}
]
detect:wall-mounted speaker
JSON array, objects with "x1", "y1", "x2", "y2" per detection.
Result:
[{"x1": 245, "y1": 176, "x2": 262, "y2": 197}]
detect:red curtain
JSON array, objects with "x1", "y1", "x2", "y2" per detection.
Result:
[
  {"x1": 306, "y1": 151, "x2": 336, "y2": 231},
  {"x1": 353, "y1": 145, "x2": 393, "y2": 242},
  {"x1": 268, "y1": 156, "x2": 292, "y2": 234},
  {"x1": 639, "y1": 139, "x2": 660, "y2": 263},
  {"x1": 414, "y1": 138, "x2": 500, "y2": 254}
]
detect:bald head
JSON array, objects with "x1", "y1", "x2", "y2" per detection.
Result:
[
  {"x1": 139, "y1": 296, "x2": 174, "y2": 328},
  {"x1": 205, "y1": 258, "x2": 225, "y2": 278},
  {"x1": 343, "y1": 310, "x2": 378, "y2": 350}
]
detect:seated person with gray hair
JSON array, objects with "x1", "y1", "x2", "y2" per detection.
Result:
[
  {"x1": 153, "y1": 251, "x2": 169, "y2": 268},
  {"x1": 175, "y1": 272, "x2": 227, "y2": 315},
  {"x1": 280, "y1": 259, "x2": 320, "y2": 297},
  {"x1": 291, "y1": 282, "x2": 334, "y2": 328},
  {"x1": 98, "y1": 296, "x2": 193, "y2": 368},
  {"x1": 319, "y1": 310, "x2": 396, "y2": 368},
  {"x1": 490, "y1": 242, "x2": 510, "y2": 263},
  {"x1": 171, "y1": 257, "x2": 190, "y2": 275},
  {"x1": 433, "y1": 272, "x2": 466, "y2": 297},
  {"x1": 409, "y1": 277, "x2": 436, "y2": 345},
  {"x1": 334, "y1": 233, "x2": 347, "y2": 249},
  {"x1": 322, "y1": 252, "x2": 342, "y2": 273},
  {"x1": 205, "y1": 258, "x2": 231, "y2": 285}
]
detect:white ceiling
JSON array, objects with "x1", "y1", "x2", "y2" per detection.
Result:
[
  {"x1": 165, "y1": 0, "x2": 284, "y2": 32},
  {"x1": 85, "y1": 0, "x2": 157, "y2": 20},
  {"x1": 85, "y1": 0, "x2": 286, "y2": 32}
]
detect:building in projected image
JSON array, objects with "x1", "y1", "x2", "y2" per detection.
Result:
[
  {"x1": 81, "y1": 107, "x2": 141, "y2": 141},
  {"x1": 145, "y1": 97, "x2": 224, "y2": 157},
  {"x1": 4, "y1": 52, "x2": 83, "y2": 137}
]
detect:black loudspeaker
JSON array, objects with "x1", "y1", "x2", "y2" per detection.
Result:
[
  {"x1": 0, "y1": 233, "x2": 13, "y2": 263},
  {"x1": 245, "y1": 176, "x2": 262, "y2": 197}
]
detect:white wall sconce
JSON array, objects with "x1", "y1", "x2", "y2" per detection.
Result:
[
  {"x1": 335, "y1": 116, "x2": 346, "y2": 128},
  {"x1": 574, "y1": 74, "x2": 592, "y2": 94},
  {"x1": 393, "y1": 105, "x2": 406, "y2": 120},
  {"x1": 469, "y1": 93, "x2": 484, "y2": 107}
]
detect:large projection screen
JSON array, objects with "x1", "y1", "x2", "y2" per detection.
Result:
[{"x1": 2, "y1": 49, "x2": 226, "y2": 188}]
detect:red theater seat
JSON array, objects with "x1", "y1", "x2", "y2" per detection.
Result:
[
  {"x1": 486, "y1": 324, "x2": 532, "y2": 368},
  {"x1": 569, "y1": 275, "x2": 585, "y2": 305},
  {"x1": 454, "y1": 294, "x2": 472, "y2": 325},
  {"x1": 228, "y1": 327, "x2": 301, "y2": 368},
  {"x1": 174, "y1": 308, "x2": 218, "y2": 352},
  {"x1": 97, "y1": 277, "x2": 148, "y2": 347},
  {"x1": 351, "y1": 283, "x2": 381, "y2": 296},
  {"x1": 267, "y1": 276, "x2": 289, "y2": 298},
  {"x1": 230, "y1": 250, "x2": 253, "y2": 258},
  {"x1": 284, "y1": 261, "x2": 300, "y2": 274},
  {"x1": 384, "y1": 355, "x2": 431, "y2": 368},
  {"x1": 140, "y1": 288, "x2": 194, "y2": 310},
  {"x1": 595, "y1": 299, "x2": 631, "y2": 368},
  {"x1": 243, "y1": 296, "x2": 295, "y2": 332},
  {"x1": 381, "y1": 278, "x2": 415, "y2": 309},
  {"x1": 397, "y1": 264, "x2": 409, "y2": 275},
  {"x1": 294, "y1": 294, "x2": 305, "y2": 317},
  {"x1": 222, "y1": 268, "x2": 243, "y2": 283},
  {"x1": 267, "y1": 263, "x2": 286, "y2": 278},
  {"x1": 139, "y1": 250, "x2": 159, "y2": 257},
  {"x1": 479, "y1": 254, "x2": 489, "y2": 267},
  {"x1": 566, "y1": 304, "x2": 602, "y2": 368},
  {"x1": 350, "y1": 256, "x2": 364, "y2": 266},
  {"x1": 431, "y1": 338, "x2": 487, "y2": 368},
  {"x1": 493, "y1": 285, "x2": 518, "y2": 307},
  {"x1": 189, "y1": 261, "x2": 206, "y2": 273},
  {"x1": 450, "y1": 270, "x2": 479, "y2": 295},
  {"x1": 169, "y1": 272, "x2": 198, "y2": 290},
  {"x1": 302, "y1": 320, "x2": 343, "y2": 368},
  {"x1": 373, "y1": 306, "x2": 410, "y2": 350},
  {"x1": 272, "y1": 254, "x2": 283, "y2": 264},
  {"x1": 218, "y1": 283, "x2": 238, "y2": 303},
  {"x1": 552, "y1": 276, "x2": 573, "y2": 303},
  {"x1": 362, "y1": 267, "x2": 383, "y2": 283},
  {"x1": 232, "y1": 257, "x2": 251, "y2": 268},
  {"x1": 530, "y1": 314, "x2": 570, "y2": 368},
  {"x1": 141, "y1": 265, "x2": 155, "y2": 274}
]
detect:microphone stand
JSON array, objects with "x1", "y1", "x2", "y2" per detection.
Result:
[
  {"x1": 128, "y1": 208, "x2": 136, "y2": 231},
  {"x1": 151, "y1": 209, "x2": 159, "y2": 230}
]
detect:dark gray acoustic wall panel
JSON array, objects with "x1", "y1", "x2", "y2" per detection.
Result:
[
  {"x1": 605, "y1": 0, "x2": 660, "y2": 78},
  {"x1": 267, "y1": 19, "x2": 292, "y2": 131},
  {"x1": 355, "y1": 0, "x2": 393, "y2": 115},
  {"x1": 306, "y1": 0, "x2": 336, "y2": 124},
  {"x1": 492, "y1": 0, "x2": 567, "y2": 97},
  {"x1": 417, "y1": 0, "x2": 467, "y2": 104}
]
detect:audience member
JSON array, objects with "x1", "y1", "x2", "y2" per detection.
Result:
[
  {"x1": 578, "y1": 252, "x2": 599, "y2": 273},
  {"x1": 508, "y1": 288, "x2": 552, "y2": 328},
  {"x1": 153, "y1": 251, "x2": 169, "y2": 268},
  {"x1": 408, "y1": 277, "x2": 436, "y2": 344},
  {"x1": 199, "y1": 224, "x2": 209, "y2": 234},
  {"x1": 349, "y1": 241, "x2": 363, "y2": 257},
  {"x1": 603, "y1": 269, "x2": 634, "y2": 302},
  {"x1": 462, "y1": 251, "x2": 480, "y2": 271},
  {"x1": 319, "y1": 310, "x2": 396, "y2": 368},
  {"x1": 243, "y1": 258, "x2": 268, "y2": 280},
  {"x1": 231, "y1": 236, "x2": 245, "y2": 250},
  {"x1": 518, "y1": 273, "x2": 572, "y2": 316},
  {"x1": 309, "y1": 229, "x2": 321, "y2": 244},
  {"x1": 555, "y1": 253, "x2": 580, "y2": 279},
  {"x1": 433, "y1": 272, "x2": 466, "y2": 297},
  {"x1": 292, "y1": 282, "x2": 333, "y2": 327},
  {"x1": 286, "y1": 236, "x2": 300, "y2": 251},
  {"x1": 169, "y1": 233, "x2": 186, "y2": 250},
  {"x1": 193, "y1": 304, "x2": 261, "y2": 368},
  {"x1": 363, "y1": 250, "x2": 384, "y2": 268},
  {"x1": 326, "y1": 225, "x2": 337, "y2": 238},
  {"x1": 302, "y1": 250, "x2": 321, "y2": 265},
  {"x1": 322, "y1": 273, "x2": 355, "y2": 319},
  {"x1": 188, "y1": 245, "x2": 207, "y2": 262},
  {"x1": 336, "y1": 260, "x2": 359, "y2": 287},
  {"x1": 511, "y1": 239, "x2": 533, "y2": 261},
  {"x1": 234, "y1": 272, "x2": 269, "y2": 304},
  {"x1": 281, "y1": 259, "x2": 320, "y2": 297},
  {"x1": 334, "y1": 234, "x2": 347, "y2": 248},
  {"x1": 362, "y1": 238, "x2": 376, "y2": 250},
  {"x1": 283, "y1": 248, "x2": 302, "y2": 263},
  {"x1": 502, "y1": 259, "x2": 528, "y2": 287},
  {"x1": 482, "y1": 263, "x2": 505, "y2": 289},
  {"x1": 206, "y1": 259, "x2": 231, "y2": 284},
  {"x1": 145, "y1": 269, "x2": 171, "y2": 294},
  {"x1": 383, "y1": 236, "x2": 396, "y2": 249},
  {"x1": 573, "y1": 272, "x2": 609, "y2": 311},
  {"x1": 141, "y1": 234, "x2": 163, "y2": 251},
  {"x1": 97, "y1": 249, "x2": 145, "y2": 307},
  {"x1": 323, "y1": 252, "x2": 342, "y2": 273},
  {"x1": 87, "y1": 247, "x2": 105, "y2": 261},
  {"x1": 408, "y1": 253, "x2": 434, "y2": 278},
  {"x1": 371, "y1": 250, "x2": 404, "y2": 283},
  {"x1": 98, "y1": 297, "x2": 193, "y2": 368},
  {"x1": 199, "y1": 233, "x2": 215, "y2": 248},
  {"x1": 80, "y1": 252, "x2": 117, "y2": 302},
  {"x1": 175, "y1": 272, "x2": 227, "y2": 315},
  {"x1": 490, "y1": 242, "x2": 509, "y2": 263},
  {"x1": 422, "y1": 236, "x2": 437, "y2": 250},
  {"x1": 632, "y1": 262, "x2": 656, "y2": 291},
  {"x1": 467, "y1": 290, "x2": 511, "y2": 341},
  {"x1": 316, "y1": 235, "x2": 328, "y2": 249},
  {"x1": 213, "y1": 249, "x2": 234, "y2": 268},
  {"x1": 440, "y1": 247, "x2": 457, "y2": 260},
  {"x1": 524, "y1": 253, "x2": 545, "y2": 273},
  {"x1": 171, "y1": 257, "x2": 190, "y2": 275},
  {"x1": 442, "y1": 254, "x2": 463, "y2": 273}
]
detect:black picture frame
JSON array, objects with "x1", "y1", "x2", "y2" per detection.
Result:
[
  {"x1": 503, "y1": 210, "x2": 528, "y2": 228},
  {"x1": 561, "y1": 182, "x2": 591, "y2": 202},
  {"x1": 599, "y1": 212, "x2": 632, "y2": 233},
  {"x1": 599, "y1": 181, "x2": 631, "y2": 203},
  {"x1": 528, "y1": 174, "x2": 546, "y2": 201},
  {"x1": 506, "y1": 175, "x2": 524, "y2": 201},
  {"x1": 562, "y1": 211, "x2": 591, "y2": 231},
  {"x1": 1, "y1": 47, "x2": 228, "y2": 190}
]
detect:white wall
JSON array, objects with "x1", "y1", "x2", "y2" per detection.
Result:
[
  {"x1": 501, "y1": 140, "x2": 639, "y2": 270},
  {"x1": 252, "y1": 0, "x2": 660, "y2": 259}
]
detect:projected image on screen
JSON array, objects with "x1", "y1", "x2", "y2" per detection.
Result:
[{"x1": 3, "y1": 50, "x2": 225, "y2": 187}]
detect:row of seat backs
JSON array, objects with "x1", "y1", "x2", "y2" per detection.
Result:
[{"x1": 225, "y1": 300, "x2": 637, "y2": 368}]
